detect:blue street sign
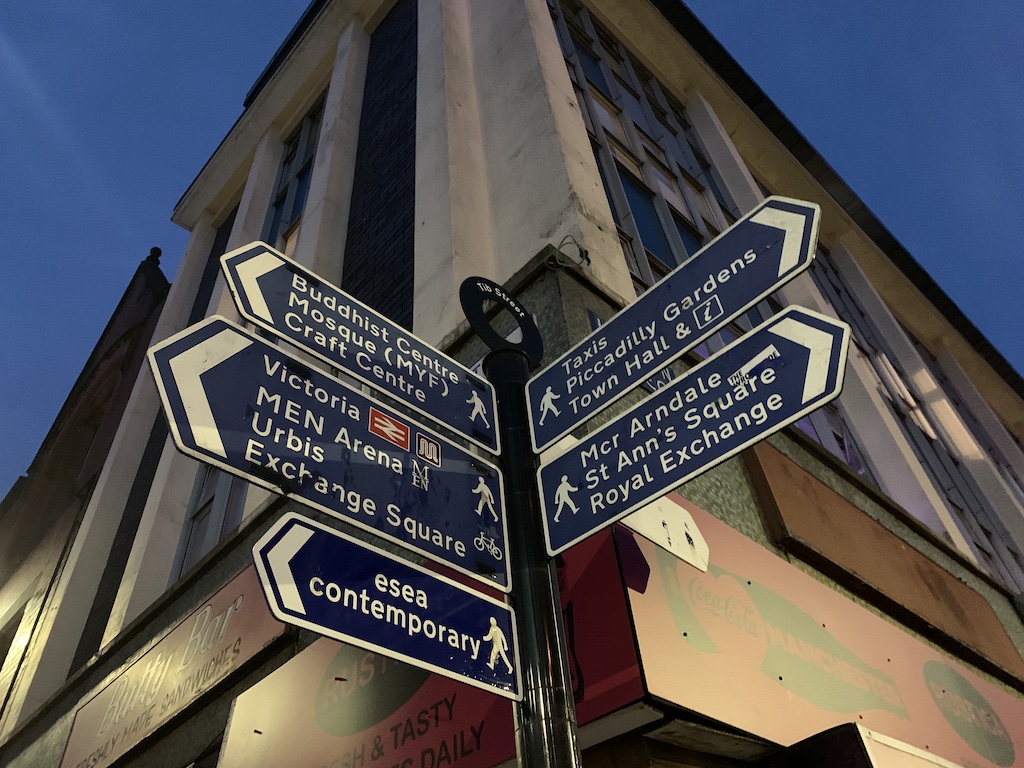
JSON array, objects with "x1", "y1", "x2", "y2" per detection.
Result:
[
  {"x1": 527, "y1": 196, "x2": 820, "y2": 452},
  {"x1": 539, "y1": 306, "x2": 849, "y2": 555},
  {"x1": 221, "y1": 243, "x2": 500, "y2": 454},
  {"x1": 586, "y1": 308, "x2": 673, "y2": 395},
  {"x1": 253, "y1": 512, "x2": 521, "y2": 700},
  {"x1": 148, "y1": 316, "x2": 510, "y2": 591}
]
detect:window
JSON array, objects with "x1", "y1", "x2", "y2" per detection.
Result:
[
  {"x1": 188, "y1": 208, "x2": 237, "y2": 325},
  {"x1": 809, "y1": 250, "x2": 1024, "y2": 590},
  {"x1": 617, "y1": 167, "x2": 674, "y2": 267},
  {"x1": 797, "y1": 403, "x2": 872, "y2": 479},
  {"x1": 690, "y1": 140, "x2": 733, "y2": 216},
  {"x1": 589, "y1": 90, "x2": 627, "y2": 143},
  {"x1": 681, "y1": 172, "x2": 721, "y2": 234},
  {"x1": 910, "y1": 334, "x2": 1024, "y2": 510},
  {"x1": 570, "y1": 33, "x2": 609, "y2": 94},
  {"x1": 550, "y1": 1, "x2": 880, "y2": 524},
  {"x1": 263, "y1": 96, "x2": 325, "y2": 251},
  {"x1": 173, "y1": 466, "x2": 246, "y2": 579},
  {"x1": 672, "y1": 213, "x2": 703, "y2": 259},
  {"x1": 0, "y1": 606, "x2": 25, "y2": 694},
  {"x1": 551, "y1": 1, "x2": 740, "y2": 287}
]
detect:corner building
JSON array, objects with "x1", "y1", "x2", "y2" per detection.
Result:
[{"x1": 3, "y1": 1, "x2": 1024, "y2": 767}]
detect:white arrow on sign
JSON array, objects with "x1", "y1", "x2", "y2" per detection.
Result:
[
  {"x1": 166, "y1": 329, "x2": 252, "y2": 457},
  {"x1": 265, "y1": 524, "x2": 315, "y2": 615},
  {"x1": 233, "y1": 249, "x2": 280, "y2": 323},
  {"x1": 768, "y1": 315, "x2": 837, "y2": 402},
  {"x1": 749, "y1": 205, "x2": 809, "y2": 277}
]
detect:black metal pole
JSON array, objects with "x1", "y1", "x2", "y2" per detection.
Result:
[{"x1": 484, "y1": 348, "x2": 582, "y2": 768}]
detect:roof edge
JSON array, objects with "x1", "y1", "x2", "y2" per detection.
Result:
[
  {"x1": 650, "y1": 0, "x2": 1024, "y2": 400},
  {"x1": 244, "y1": 0, "x2": 331, "y2": 108}
]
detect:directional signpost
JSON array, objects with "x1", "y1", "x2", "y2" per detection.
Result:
[
  {"x1": 145, "y1": 196, "x2": 845, "y2": 768},
  {"x1": 253, "y1": 512, "x2": 521, "y2": 700},
  {"x1": 148, "y1": 316, "x2": 510, "y2": 591},
  {"x1": 538, "y1": 306, "x2": 849, "y2": 556},
  {"x1": 221, "y1": 243, "x2": 500, "y2": 454},
  {"x1": 527, "y1": 196, "x2": 820, "y2": 452}
]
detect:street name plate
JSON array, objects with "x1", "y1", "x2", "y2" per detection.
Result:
[
  {"x1": 148, "y1": 317, "x2": 509, "y2": 591},
  {"x1": 222, "y1": 243, "x2": 499, "y2": 454},
  {"x1": 528, "y1": 197, "x2": 820, "y2": 451},
  {"x1": 539, "y1": 306, "x2": 849, "y2": 555}
]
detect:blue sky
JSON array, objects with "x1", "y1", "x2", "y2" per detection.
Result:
[
  {"x1": 1, "y1": 2, "x2": 1022, "y2": 497},
  {"x1": 683, "y1": 0, "x2": 1024, "y2": 380}
]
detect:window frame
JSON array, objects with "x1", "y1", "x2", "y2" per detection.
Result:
[
  {"x1": 262, "y1": 95, "x2": 326, "y2": 250},
  {"x1": 171, "y1": 466, "x2": 246, "y2": 581},
  {"x1": 552, "y1": 1, "x2": 739, "y2": 287}
]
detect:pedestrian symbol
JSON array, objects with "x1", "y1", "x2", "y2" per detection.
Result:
[
  {"x1": 483, "y1": 617, "x2": 513, "y2": 673},
  {"x1": 467, "y1": 390, "x2": 491, "y2": 429},
  {"x1": 553, "y1": 475, "x2": 580, "y2": 522},
  {"x1": 473, "y1": 476, "x2": 498, "y2": 521},
  {"x1": 538, "y1": 386, "x2": 561, "y2": 426}
]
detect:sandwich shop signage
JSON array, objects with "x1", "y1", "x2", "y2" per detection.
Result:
[
  {"x1": 627, "y1": 497, "x2": 1024, "y2": 768},
  {"x1": 58, "y1": 568, "x2": 284, "y2": 768},
  {"x1": 218, "y1": 639, "x2": 519, "y2": 768}
]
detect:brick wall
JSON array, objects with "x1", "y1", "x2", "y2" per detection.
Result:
[{"x1": 341, "y1": 0, "x2": 417, "y2": 329}]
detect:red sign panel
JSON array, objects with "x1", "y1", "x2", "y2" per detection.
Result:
[
  {"x1": 220, "y1": 641, "x2": 515, "y2": 768},
  {"x1": 369, "y1": 407, "x2": 410, "y2": 451},
  {"x1": 416, "y1": 433, "x2": 442, "y2": 468}
]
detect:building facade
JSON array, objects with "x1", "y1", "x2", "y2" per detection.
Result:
[{"x1": 2, "y1": 1, "x2": 1024, "y2": 766}]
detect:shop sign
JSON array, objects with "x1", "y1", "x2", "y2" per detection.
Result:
[
  {"x1": 218, "y1": 640, "x2": 516, "y2": 768},
  {"x1": 59, "y1": 568, "x2": 284, "y2": 768},
  {"x1": 625, "y1": 495, "x2": 1024, "y2": 768}
]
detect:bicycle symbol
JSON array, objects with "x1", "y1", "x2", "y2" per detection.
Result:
[{"x1": 474, "y1": 532, "x2": 503, "y2": 560}]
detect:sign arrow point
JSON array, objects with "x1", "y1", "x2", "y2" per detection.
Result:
[
  {"x1": 234, "y1": 250, "x2": 284, "y2": 323},
  {"x1": 769, "y1": 316, "x2": 835, "y2": 403},
  {"x1": 750, "y1": 204, "x2": 814, "y2": 278},
  {"x1": 266, "y1": 524, "x2": 316, "y2": 615},
  {"x1": 167, "y1": 329, "x2": 252, "y2": 457}
]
